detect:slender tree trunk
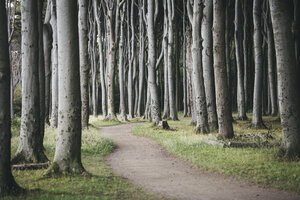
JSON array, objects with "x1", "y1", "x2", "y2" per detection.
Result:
[
  {"x1": 213, "y1": 0, "x2": 234, "y2": 139},
  {"x1": 167, "y1": 0, "x2": 178, "y2": 120},
  {"x1": 38, "y1": 0, "x2": 46, "y2": 151},
  {"x1": 146, "y1": 0, "x2": 162, "y2": 124},
  {"x1": 162, "y1": 0, "x2": 169, "y2": 119},
  {"x1": 0, "y1": 2, "x2": 21, "y2": 195},
  {"x1": 266, "y1": 10, "x2": 278, "y2": 116},
  {"x1": 202, "y1": 0, "x2": 218, "y2": 129},
  {"x1": 127, "y1": 0, "x2": 135, "y2": 119},
  {"x1": 12, "y1": 0, "x2": 48, "y2": 164},
  {"x1": 235, "y1": 0, "x2": 247, "y2": 120},
  {"x1": 187, "y1": 0, "x2": 210, "y2": 133},
  {"x1": 269, "y1": 0, "x2": 300, "y2": 158},
  {"x1": 137, "y1": 0, "x2": 145, "y2": 117},
  {"x1": 119, "y1": 6, "x2": 127, "y2": 121},
  {"x1": 51, "y1": 0, "x2": 84, "y2": 173},
  {"x1": 43, "y1": 25, "x2": 51, "y2": 125},
  {"x1": 93, "y1": 0, "x2": 107, "y2": 118},
  {"x1": 252, "y1": 0, "x2": 265, "y2": 128},
  {"x1": 50, "y1": 0, "x2": 58, "y2": 128},
  {"x1": 78, "y1": 0, "x2": 90, "y2": 129},
  {"x1": 243, "y1": 0, "x2": 249, "y2": 111},
  {"x1": 182, "y1": 0, "x2": 187, "y2": 117}
]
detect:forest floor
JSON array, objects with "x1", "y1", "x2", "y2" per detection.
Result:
[
  {"x1": 4, "y1": 118, "x2": 169, "y2": 200},
  {"x1": 101, "y1": 118, "x2": 300, "y2": 200}
]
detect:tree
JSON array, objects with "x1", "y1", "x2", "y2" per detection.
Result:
[
  {"x1": 187, "y1": 0, "x2": 210, "y2": 133},
  {"x1": 213, "y1": 0, "x2": 234, "y2": 139},
  {"x1": 235, "y1": 0, "x2": 247, "y2": 120},
  {"x1": 118, "y1": 3, "x2": 128, "y2": 121},
  {"x1": 252, "y1": 0, "x2": 264, "y2": 128},
  {"x1": 50, "y1": 0, "x2": 84, "y2": 173},
  {"x1": 167, "y1": 0, "x2": 178, "y2": 120},
  {"x1": 202, "y1": 0, "x2": 218, "y2": 128},
  {"x1": 269, "y1": 0, "x2": 300, "y2": 158},
  {"x1": 78, "y1": 0, "x2": 90, "y2": 129},
  {"x1": 145, "y1": 0, "x2": 162, "y2": 124},
  {"x1": 102, "y1": 0, "x2": 121, "y2": 120},
  {"x1": 0, "y1": 1, "x2": 21, "y2": 195},
  {"x1": 45, "y1": 0, "x2": 59, "y2": 128},
  {"x1": 13, "y1": 0, "x2": 48, "y2": 164}
]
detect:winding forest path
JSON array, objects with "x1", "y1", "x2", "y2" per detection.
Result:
[{"x1": 100, "y1": 123, "x2": 300, "y2": 200}]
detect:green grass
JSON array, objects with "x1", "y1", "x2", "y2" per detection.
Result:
[
  {"x1": 5, "y1": 118, "x2": 168, "y2": 200},
  {"x1": 132, "y1": 113, "x2": 300, "y2": 193},
  {"x1": 89, "y1": 115, "x2": 145, "y2": 127}
]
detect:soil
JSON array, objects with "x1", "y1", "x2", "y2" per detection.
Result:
[{"x1": 100, "y1": 123, "x2": 300, "y2": 200}]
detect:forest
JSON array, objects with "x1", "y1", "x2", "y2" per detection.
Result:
[{"x1": 1, "y1": 0, "x2": 300, "y2": 199}]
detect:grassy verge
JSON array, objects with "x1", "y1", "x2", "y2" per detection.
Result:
[
  {"x1": 132, "y1": 114, "x2": 300, "y2": 193},
  {"x1": 89, "y1": 115, "x2": 145, "y2": 127},
  {"x1": 5, "y1": 118, "x2": 168, "y2": 200}
]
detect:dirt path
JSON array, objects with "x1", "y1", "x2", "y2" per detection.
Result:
[{"x1": 100, "y1": 123, "x2": 300, "y2": 200}]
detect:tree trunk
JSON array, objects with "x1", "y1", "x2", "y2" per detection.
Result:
[
  {"x1": 78, "y1": 0, "x2": 90, "y2": 129},
  {"x1": 49, "y1": 0, "x2": 58, "y2": 128},
  {"x1": 213, "y1": 0, "x2": 234, "y2": 139},
  {"x1": 269, "y1": 0, "x2": 300, "y2": 158},
  {"x1": 0, "y1": 2, "x2": 21, "y2": 194},
  {"x1": 182, "y1": 0, "x2": 188, "y2": 117},
  {"x1": 93, "y1": 0, "x2": 107, "y2": 118},
  {"x1": 252, "y1": 0, "x2": 264, "y2": 128},
  {"x1": 137, "y1": 0, "x2": 145, "y2": 117},
  {"x1": 266, "y1": 10, "x2": 278, "y2": 116},
  {"x1": 167, "y1": 0, "x2": 178, "y2": 120},
  {"x1": 12, "y1": 0, "x2": 48, "y2": 164},
  {"x1": 127, "y1": 0, "x2": 135, "y2": 119},
  {"x1": 235, "y1": 0, "x2": 247, "y2": 120},
  {"x1": 38, "y1": 0, "x2": 46, "y2": 150},
  {"x1": 243, "y1": 0, "x2": 249, "y2": 112},
  {"x1": 162, "y1": 0, "x2": 169, "y2": 119},
  {"x1": 187, "y1": 0, "x2": 210, "y2": 133},
  {"x1": 119, "y1": 6, "x2": 127, "y2": 121},
  {"x1": 146, "y1": 0, "x2": 161, "y2": 124},
  {"x1": 51, "y1": 0, "x2": 84, "y2": 173},
  {"x1": 43, "y1": 25, "x2": 51, "y2": 125},
  {"x1": 202, "y1": 0, "x2": 218, "y2": 129}
]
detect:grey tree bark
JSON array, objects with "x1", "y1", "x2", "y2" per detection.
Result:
[
  {"x1": 137, "y1": 0, "x2": 145, "y2": 117},
  {"x1": 78, "y1": 0, "x2": 90, "y2": 129},
  {"x1": 213, "y1": 0, "x2": 234, "y2": 139},
  {"x1": 38, "y1": 0, "x2": 46, "y2": 150},
  {"x1": 202, "y1": 0, "x2": 218, "y2": 129},
  {"x1": 187, "y1": 0, "x2": 210, "y2": 133},
  {"x1": 51, "y1": 0, "x2": 84, "y2": 173},
  {"x1": 182, "y1": 0, "x2": 188, "y2": 117},
  {"x1": 43, "y1": 24, "x2": 51, "y2": 125},
  {"x1": 93, "y1": 0, "x2": 107, "y2": 118},
  {"x1": 167, "y1": 0, "x2": 178, "y2": 120},
  {"x1": 127, "y1": 0, "x2": 135, "y2": 119},
  {"x1": 162, "y1": 0, "x2": 169, "y2": 119},
  {"x1": 235, "y1": 0, "x2": 247, "y2": 120},
  {"x1": 103, "y1": 0, "x2": 121, "y2": 120},
  {"x1": 252, "y1": 0, "x2": 265, "y2": 128},
  {"x1": 266, "y1": 6, "x2": 278, "y2": 116},
  {"x1": 118, "y1": 5, "x2": 128, "y2": 121},
  {"x1": 12, "y1": 0, "x2": 48, "y2": 164},
  {"x1": 0, "y1": 2, "x2": 21, "y2": 195},
  {"x1": 269, "y1": 0, "x2": 300, "y2": 158},
  {"x1": 145, "y1": 0, "x2": 162, "y2": 124},
  {"x1": 45, "y1": 0, "x2": 58, "y2": 128}
]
